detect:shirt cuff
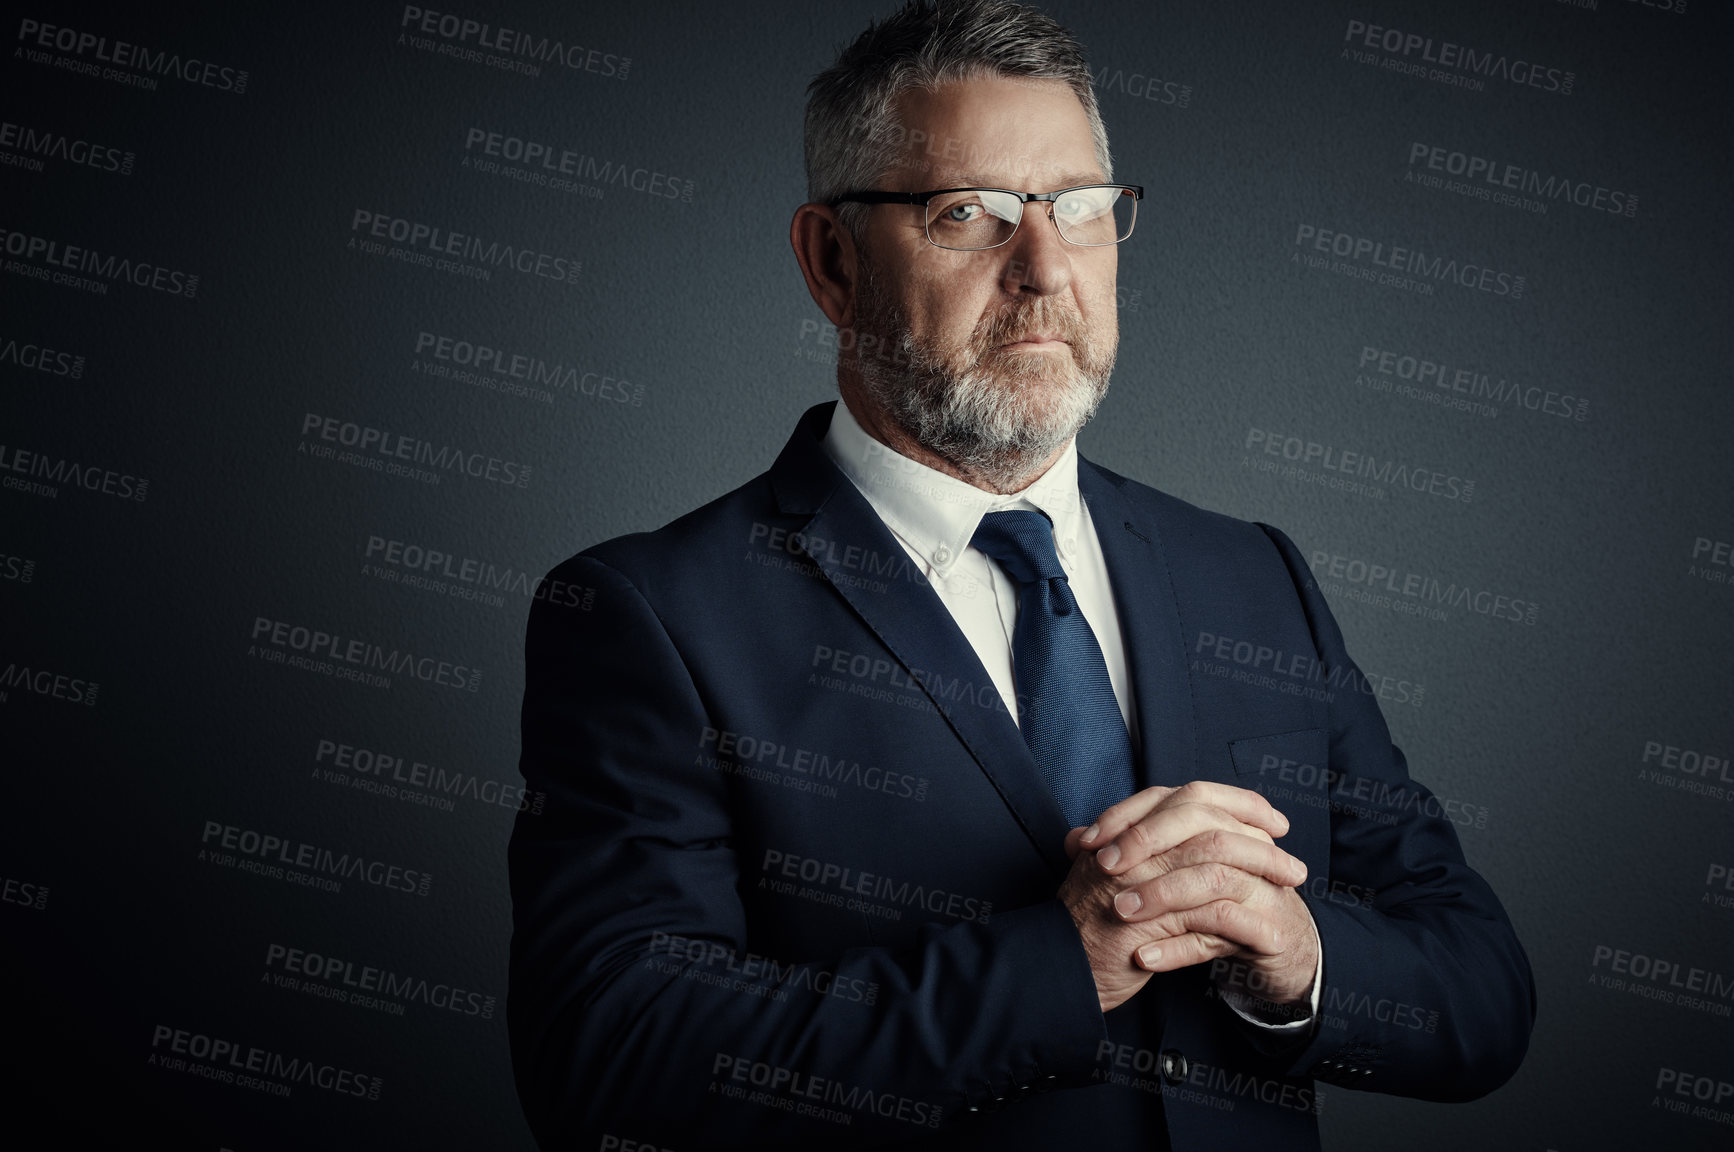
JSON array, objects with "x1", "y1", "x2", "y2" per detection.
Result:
[{"x1": 1218, "y1": 911, "x2": 1323, "y2": 1032}]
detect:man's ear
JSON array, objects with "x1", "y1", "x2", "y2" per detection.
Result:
[{"x1": 790, "y1": 203, "x2": 861, "y2": 331}]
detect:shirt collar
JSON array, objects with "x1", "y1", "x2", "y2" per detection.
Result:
[{"x1": 822, "y1": 397, "x2": 1087, "y2": 574}]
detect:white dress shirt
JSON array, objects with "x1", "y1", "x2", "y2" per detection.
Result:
[
  {"x1": 822, "y1": 396, "x2": 1322, "y2": 1031},
  {"x1": 822, "y1": 395, "x2": 1135, "y2": 738}
]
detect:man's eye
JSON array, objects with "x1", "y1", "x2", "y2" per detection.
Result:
[{"x1": 943, "y1": 203, "x2": 984, "y2": 223}]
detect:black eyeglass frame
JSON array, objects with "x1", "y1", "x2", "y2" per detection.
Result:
[{"x1": 828, "y1": 184, "x2": 1144, "y2": 249}]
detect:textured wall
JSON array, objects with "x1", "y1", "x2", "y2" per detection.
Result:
[{"x1": 3, "y1": 1, "x2": 1730, "y2": 1148}]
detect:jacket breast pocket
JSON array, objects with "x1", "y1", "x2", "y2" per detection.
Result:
[{"x1": 1228, "y1": 728, "x2": 1330, "y2": 880}]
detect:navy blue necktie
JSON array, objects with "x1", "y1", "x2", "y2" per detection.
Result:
[{"x1": 971, "y1": 509, "x2": 1136, "y2": 829}]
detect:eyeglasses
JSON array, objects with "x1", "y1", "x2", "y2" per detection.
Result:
[{"x1": 829, "y1": 184, "x2": 1142, "y2": 251}]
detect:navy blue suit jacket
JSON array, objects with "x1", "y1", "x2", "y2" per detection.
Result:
[{"x1": 509, "y1": 402, "x2": 1535, "y2": 1150}]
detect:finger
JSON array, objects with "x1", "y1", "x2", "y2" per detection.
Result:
[
  {"x1": 1093, "y1": 803, "x2": 1277, "y2": 875},
  {"x1": 1158, "y1": 828, "x2": 1307, "y2": 889},
  {"x1": 1083, "y1": 780, "x2": 1289, "y2": 857},
  {"x1": 1105, "y1": 829, "x2": 1301, "y2": 894},
  {"x1": 1115, "y1": 863, "x2": 1263, "y2": 926},
  {"x1": 1132, "y1": 929, "x2": 1239, "y2": 974},
  {"x1": 1165, "y1": 897, "x2": 1288, "y2": 957},
  {"x1": 1063, "y1": 825, "x2": 1096, "y2": 860},
  {"x1": 1077, "y1": 785, "x2": 1177, "y2": 849}
]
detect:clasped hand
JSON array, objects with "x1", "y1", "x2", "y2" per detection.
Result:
[{"x1": 1057, "y1": 781, "x2": 1319, "y2": 1014}]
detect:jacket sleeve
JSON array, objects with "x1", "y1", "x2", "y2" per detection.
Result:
[
  {"x1": 507, "y1": 554, "x2": 1108, "y2": 1150},
  {"x1": 1255, "y1": 524, "x2": 1537, "y2": 1101}
]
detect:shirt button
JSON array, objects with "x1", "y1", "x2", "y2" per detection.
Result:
[
  {"x1": 933, "y1": 544, "x2": 952, "y2": 566},
  {"x1": 1159, "y1": 1048, "x2": 1189, "y2": 1085}
]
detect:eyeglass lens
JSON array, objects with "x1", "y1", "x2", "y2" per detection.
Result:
[{"x1": 924, "y1": 187, "x2": 1134, "y2": 250}]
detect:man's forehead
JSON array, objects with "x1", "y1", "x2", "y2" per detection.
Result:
[
  {"x1": 925, "y1": 168, "x2": 1105, "y2": 191},
  {"x1": 885, "y1": 77, "x2": 1102, "y2": 191},
  {"x1": 889, "y1": 153, "x2": 1106, "y2": 195}
]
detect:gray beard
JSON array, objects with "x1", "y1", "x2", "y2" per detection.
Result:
[{"x1": 852, "y1": 263, "x2": 1116, "y2": 493}]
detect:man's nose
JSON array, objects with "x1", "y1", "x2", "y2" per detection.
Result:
[{"x1": 999, "y1": 203, "x2": 1074, "y2": 297}]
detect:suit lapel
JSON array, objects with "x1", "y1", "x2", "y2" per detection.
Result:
[
  {"x1": 767, "y1": 406, "x2": 1222, "y2": 868},
  {"x1": 771, "y1": 404, "x2": 1073, "y2": 877},
  {"x1": 1078, "y1": 461, "x2": 1208, "y2": 791}
]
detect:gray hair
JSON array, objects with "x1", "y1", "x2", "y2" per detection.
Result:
[{"x1": 803, "y1": 0, "x2": 1112, "y2": 240}]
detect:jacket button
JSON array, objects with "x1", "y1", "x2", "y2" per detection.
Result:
[{"x1": 1159, "y1": 1049, "x2": 1189, "y2": 1085}]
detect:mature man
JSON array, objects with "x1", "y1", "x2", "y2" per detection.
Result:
[{"x1": 508, "y1": 2, "x2": 1535, "y2": 1149}]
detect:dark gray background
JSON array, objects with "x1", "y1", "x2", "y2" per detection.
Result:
[{"x1": 3, "y1": 0, "x2": 1730, "y2": 1148}]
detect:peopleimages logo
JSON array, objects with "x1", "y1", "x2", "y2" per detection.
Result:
[
  {"x1": 1244, "y1": 427, "x2": 1475, "y2": 503},
  {"x1": 0, "y1": 119, "x2": 133, "y2": 176},
  {"x1": 1653, "y1": 1067, "x2": 1734, "y2": 1129},
  {"x1": 349, "y1": 210, "x2": 580, "y2": 285},
  {"x1": 1620, "y1": 0, "x2": 1688, "y2": 15},
  {"x1": 1096, "y1": 1041, "x2": 1322, "y2": 1114},
  {"x1": 1308, "y1": 548, "x2": 1539, "y2": 625},
  {"x1": 365, "y1": 533, "x2": 594, "y2": 610},
  {"x1": 761, "y1": 849, "x2": 992, "y2": 924},
  {"x1": 1639, "y1": 739, "x2": 1733, "y2": 796},
  {"x1": 250, "y1": 615, "x2": 483, "y2": 692},
  {"x1": 462, "y1": 128, "x2": 692, "y2": 202},
  {"x1": 1357, "y1": 346, "x2": 1589, "y2": 422},
  {"x1": 1706, "y1": 863, "x2": 1734, "y2": 912},
  {"x1": 299, "y1": 412, "x2": 532, "y2": 489},
  {"x1": 413, "y1": 330, "x2": 642, "y2": 405},
  {"x1": 1341, "y1": 18, "x2": 1574, "y2": 95},
  {"x1": 200, "y1": 820, "x2": 433, "y2": 898},
  {"x1": 16, "y1": 19, "x2": 250, "y2": 94},
  {"x1": 314, "y1": 737, "x2": 545, "y2": 815},
  {"x1": 265, "y1": 943, "x2": 495, "y2": 1019},
  {"x1": 149, "y1": 1025, "x2": 381, "y2": 1101},
  {"x1": 711, "y1": 1053, "x2": 942, "y2": 1129},
  {"x1": 0, "y1": 552, "x2": 36, "y2": 584},
  {"x1": 1191, "y1": 630, "x2": 1425, "y2": 709},
  {"x1": 1689, "y1": 537, "x2": 1734, "y2": 589},
  {"x1": 0, "y1": 443, "x2": 147, "y2": 502},
  {"x1": 1293, "y1": 224, "x2": 1524, "y2": 298},
  {"x1": 0, "y1": 660, "x2": 98, "y2": 705},
  {"x1": 699, "y1": 727, "x2": 929, "y2": 802},
  {"x1": 0, "y1": 227, "x2": 198, "y2": 297},
  {"x1": 1590, "y1": 944, "x2": 1734, "y2": 1014},
  {"x1": 1406, "y1": 142, "x2": 1637, "y2": 219},
  {"x1": 0, "y1": 333, "x2": 85, "y2": 378},
  {"x1": 398, "y1": 6, "x2": 629, "y2": 79},
  {"x1": 1091, "y1": 62, "x2": 1193, "y2": 108},
  {"x1": 649, "y1": 931, "x2": 880, "y2": 1006},
  {"x1": 2, "y1": 874, "x2": 49, "y2": 911}
]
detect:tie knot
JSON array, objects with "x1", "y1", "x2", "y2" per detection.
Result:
[{"x1": 972, "y1": 510, "x2": 1065, "y2": 585}]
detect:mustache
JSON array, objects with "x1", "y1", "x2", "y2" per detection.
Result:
[{"x1": 974, "y1": 298, "x2": 1090, "y2": 352}]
